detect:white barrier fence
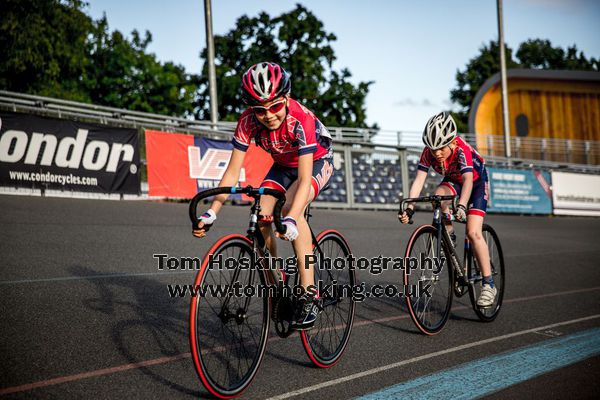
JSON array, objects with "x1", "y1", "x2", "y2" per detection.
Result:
[
  {"x1": 551, "y1": 172, "x2": 600, "y2": 216},
  {"x1": 2, "y1": 91, "x2": 600, "y2": 216}
]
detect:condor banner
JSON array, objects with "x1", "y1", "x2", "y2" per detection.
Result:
[
  {"x1": 0, "y1": 112, "x2": 140, "y2": 194},
  {"x1": 487, "y1": 168, "x2": 553, "y2": 214},
  {"x1": 145, "y1": 130, "x2": 273, "y2": 198}
]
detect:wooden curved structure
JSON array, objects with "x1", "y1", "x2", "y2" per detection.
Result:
[{"x1": 468, "y1": 69, "x2": 600, "y2": 161}]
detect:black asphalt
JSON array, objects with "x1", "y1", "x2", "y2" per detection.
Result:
[{"x1": 1, "y1": 195, "x2": 599, "y2": 399}]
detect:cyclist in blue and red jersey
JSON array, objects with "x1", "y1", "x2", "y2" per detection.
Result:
[
  {"x1": 193, "y1": 62, "x2": 334, "y2": 330},
  {"x1": 399, "y1": 112, "x2": 497, "y2": 307}
]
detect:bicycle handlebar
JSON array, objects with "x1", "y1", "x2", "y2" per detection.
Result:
[
  {"x1": 398, "y1": 195, "x2": 459, "y2": 225},
  {"x1": 189, "y1": 186, "x2": 288, "y2": 235}
]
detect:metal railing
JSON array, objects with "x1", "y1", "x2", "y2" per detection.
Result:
[
  {"x1": 394, "y1": 130, "x2": 600, "y2": 165},
  {"x1": 470, "y1": 133, "x2": 600, "y2": 165},
  {"x1": 2, "y1": 90, "x2": 600, "y2": 207},
  {"x1": 0, "y1": 91, "x2": 376, "y2": 143},
  {"x1": 4, "y1": 90, "x2": 596, "y2": 165}
]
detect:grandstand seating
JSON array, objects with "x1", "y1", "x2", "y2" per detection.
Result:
[{"x1": 316, "y1": 153, "x2": 441, "y2": 204}]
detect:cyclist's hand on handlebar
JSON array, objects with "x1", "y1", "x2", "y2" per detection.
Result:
[
  {"x1": 192, "y1": 209, "x2": 217, "y2": 238},
  {"x1": 454, "y1": 204, "x2": 467, "y2": 223},
  {"x1": 276, "y1": 216, "x2": 299, "y2": 241},
  {"x1": 192, "y1": 222, "x2": 208, "y2": 238},
  {"x1": 398, "y1": 208, "x2": 414, "y2": 224}
]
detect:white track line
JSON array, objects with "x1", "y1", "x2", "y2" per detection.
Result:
[
  {"x1": 1, "y1": 288, "x2": 598, "y2": 395},
  {"x1": 264, "y1": 314, "x2": 600, "y2": 400}
]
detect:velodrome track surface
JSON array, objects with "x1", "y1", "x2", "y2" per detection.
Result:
[{"x1": 1, "y1": 195, "x2": 599, "y2": 399}]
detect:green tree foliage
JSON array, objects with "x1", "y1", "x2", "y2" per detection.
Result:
[
  {"x1": 0, "y1": 0, "x2": 93, "y2": 101},
  {"x1": 85, "y1": 17, "x2": 199, "y2": 115},
  {"x1": 1, "y1": 2, "x2": 370, "y2": 125},
  {"x1": 449, "y1": 39, "x2": 599, "y2": 132},
  {"x1": 517, "y1": 39, "x2": 600, "y2": 70},
  {"x1": 0, "y1": 0, "x2": 199, "y2": 116},
  {"x1": 195, "y1": 4, "x2": 374, "y2": 128}
]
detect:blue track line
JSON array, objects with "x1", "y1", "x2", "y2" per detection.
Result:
[{"x1": 355, "y1": 327, "x2": 600, "y2": 400}]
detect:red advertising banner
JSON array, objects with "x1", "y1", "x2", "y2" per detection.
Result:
[
  {"x1": 146, "y1": 131, "x2": 194, "y2": 197},
  {"x1": 145, "y1": 130, "x2": 272, "y2": 198}
]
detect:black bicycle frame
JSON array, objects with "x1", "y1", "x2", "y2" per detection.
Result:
[
  {"x1": 400, "y1": 195, "x2": 468, "y2": 284},
  {"x1": 245, "y1": 198, "x2": 332, "y2": 287},
  {"x1": 189, "y1": 186, "x2": 335, "y2": 316}
]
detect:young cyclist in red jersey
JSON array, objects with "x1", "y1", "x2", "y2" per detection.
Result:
[
  {"x1": 192, "y1": 62, "x2": 334, "y2": 330},
  {"x1": 399, "y1": 112, "x2": 497, "y2": 307}
]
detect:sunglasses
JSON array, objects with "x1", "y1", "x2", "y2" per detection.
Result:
[{"x1": 251, "y1": 98, "x2": 286, "y2": 117}]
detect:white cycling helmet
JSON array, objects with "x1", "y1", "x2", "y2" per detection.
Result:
[{"x1": 422, "y1": 112, "x2": 457, "y2": 150}]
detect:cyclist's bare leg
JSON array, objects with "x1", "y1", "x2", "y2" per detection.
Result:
[
  {"x1": 258, "y1": 194, "x2": 278, "y2": 257},
  {"x1": 466, "y1": 214, "x2": 492, "y2": 277},
  {"x1": 281, "y1": 180, "x2": 315, "y2": 291},
  {"x1": 435, "y1": 184, "x2": 455, "y2": 234}
]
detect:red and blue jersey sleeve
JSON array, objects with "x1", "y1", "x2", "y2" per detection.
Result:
[
  {"x1": 232, "y1": 110, "x2": 254, "y2": 152},
  {"x1": 457, "y1": 148, "x2": 473, "y2": 175},
  {"x1": 295, "y1": 121, "x2": 318, "y2": 156},
  {"x1": 455, "y1": 137, "x2": 476, "y2": 175},
  {"x1": 453, "y1": 137, "x2": 484, "y2": 182},
  {"x1": 418, "y1": 149, "x2": 432, "y2": 172},
  {"x1": 289, "y1": 102, "x2": 318, "y2": 157}
]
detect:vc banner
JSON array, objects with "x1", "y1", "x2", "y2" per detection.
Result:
[
  {"x1": 0, "y1": 112, "x2": 140, "y2": 194},
  {"x1": 487, "y1": 167, "x2": 553, "y2": 214},
  {"x1": 145, "y1": 130, "x2": 272, "y2": 198}
]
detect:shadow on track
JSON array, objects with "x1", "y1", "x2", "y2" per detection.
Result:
[{"x1": 71, "y1": 265, "x2": 208, "y2": 399}]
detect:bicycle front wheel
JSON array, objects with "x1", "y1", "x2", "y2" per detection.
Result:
[
  {"x1": 301, "y1": 230, "x2": 356, "y2": 368},
  {"x1": 189, "y1": 234, "x2": 269, "y2": 399},
  {"x1": 468, "y1": 224, "x2": 505, "y2": 322},
  {"x1": 404, "y1": 225, "x2": 453, "y2": 335}
]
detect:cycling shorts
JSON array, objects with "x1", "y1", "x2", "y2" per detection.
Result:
[
  {"x1": 260, "y1": 157, "x2": 334, "y2": 198},
  {"x1": 439, "y1": 167, "x2": 489, "y2": 217}
]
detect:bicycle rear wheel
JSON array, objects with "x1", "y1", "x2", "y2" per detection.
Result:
[
  {"x1": 468, "y1": 224, "x2": 505, "y2": 322},
  {"x1": 404, "y1": 225, "x2": 453, "y2": 335},
  {"x1": 189, "y1": 234, "x2": 269, "y2": 399},
  {"x1": 301, "y1": 230, "x2": 356, "y2": 368}
]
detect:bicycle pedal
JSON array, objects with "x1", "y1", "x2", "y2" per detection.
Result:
[
  {"x1": 290, "y1": 321, "x2": 315, "y2": 331},
  {"x1": 274, "y1": 320, "x2": 294, "y2": 338},
  {"x1": 315, "y1": 298, "x2": 324, "y2": 311},
  {"x1": 454, "y1": 284, "x2": 467, "y2": 297}
]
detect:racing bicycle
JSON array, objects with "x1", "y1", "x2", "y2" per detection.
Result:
[
  {"x1": 189, "y1": 186, "x2": 356, "y2": 398},
  {"x1": 399, "y1": 195, "x2": 505, "y2": 335}
]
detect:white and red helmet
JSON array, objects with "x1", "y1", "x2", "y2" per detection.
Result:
[{"x1": 241, "y1": 62, "x2": 291, "y2": 105}]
